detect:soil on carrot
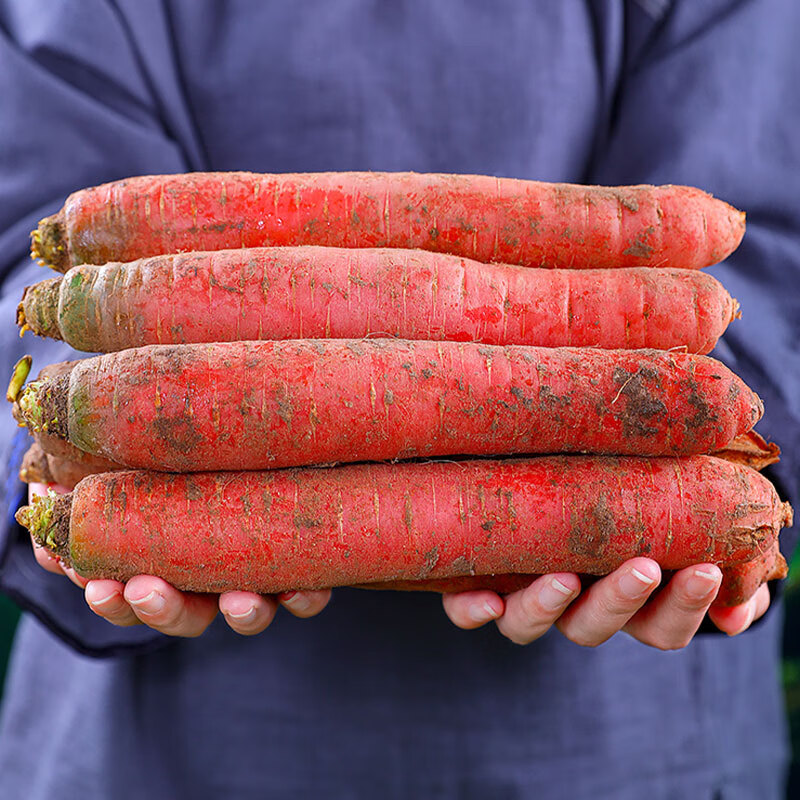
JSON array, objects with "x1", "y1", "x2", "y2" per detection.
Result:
[
  {"x1": 611, "y1": 366, "x2": 666, "y2": 439},
  {"x1": 38, "y1": 375, "x2": 70, "y2": 439}
]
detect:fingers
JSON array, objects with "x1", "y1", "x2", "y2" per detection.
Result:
[
  {"x1": 121, "y1": 576, "x2": 219, "y2": 637},
  {"x1": 219, "y1": 591, "x2": 279, "y2": 635},
  {"x1": 31, "y1": 534, "x2": 65, "y2": 575},
  {"x1": 441, "y1": 590, "x2": 505, "y2": 630},
  {"x1": 87, "y1": 576, "x2": 220, "y2": 636},
  {"x1": 495, "y1": 574, "x2": 581, "y2": 644},
  {"x1": 622, "y1": 564, "x2": 722, "y2": 649},
  {"x1": 85, "y1": 580, "x2": 141, "y2": 627},
  {"x1": 555, "y1": 559, "x2": 661, "y2": 647},
  {"x1": 85, "y1": 580, "x2": 333, "y2": 637},
  {"x1": 278, "y1": 589, "x2": 332, "y2": 619},
  {"x1": 707, "y1": 583, "x2": 771, "y2": 636}
]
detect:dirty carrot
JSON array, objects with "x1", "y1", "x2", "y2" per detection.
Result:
[
  {"x1": 15, "y1": 456, "x2": 791, "y2": 595},
  {"x1": 31, "y1": 172, "x2": 745, "y2": 272},
  {"x1": 8, "y1": 360, "x2": 124, "y2": 470},
  {"x1": 12, "y1": 341, "x2": 763, "y2": 471},
  {"x1": 18, "y1": 247, "x2": 738, "y2": 354},
  {"x1": 714, "y1": 540, "x2": 789, "y2": 607},
  {"x1": 19, "y1": 442, "x2": 53, "y2": 485}
]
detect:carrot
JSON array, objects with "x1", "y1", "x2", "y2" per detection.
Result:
[
  {"x1": 18, "y1": 441, "x2": 111, "y2": 489},
  {"x1": 31, "y1": 172, "x2": 745, "y2": 272},
  {"x1": 12, "y1": 341, "x2": 762, "y2": 471},
  {"x1": 15, "y1": 456, "x2": 791, "y2": 595},
  {"x1": 8, "y1": 359, "x2": 123, "y2": 471},
  {"x1": 30, "y1": 429, "x2": 123, "y2": 472},
  {"x1": 19, "y1": 442, "x2": 53, "y2": 485},
  {"x1": 18, "y1": 247, "x2": 738, "y2": 354},
  {"x1": 46, "y1": 451, "x2": 115, "y2": 489},
  {"x1": 714, "y1": 540, "x2": 788, "y2": 607}
]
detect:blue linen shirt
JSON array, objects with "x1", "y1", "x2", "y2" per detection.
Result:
[{"x1": 0, "y1": 1, "x2": 798, "y2": 797}]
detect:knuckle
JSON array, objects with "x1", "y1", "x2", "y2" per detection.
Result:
[
  {"x1": 497, "y1": 619, "x2": 539, "y2": 645},
  {"x1": 596, "y1": 592, "x2": 638, "y2": 619},
  {"x1": 650, "y1": 635, "x2": 691, "y2": 652},
  {"x1": 518, "y1": 591, "x2": 549, "y2": 627},
  {"x1": 673, "y1": 592, "x2": 712, "y2": 615},
  {"x1": 563, "y1": 625, "x2": 605, "y2": 648}
]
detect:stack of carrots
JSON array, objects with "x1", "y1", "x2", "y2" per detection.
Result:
[{"x1": 8, "y1": 172, "x2": 793, "y2": 606}]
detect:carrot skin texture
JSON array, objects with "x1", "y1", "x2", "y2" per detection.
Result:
[
  {"x1": 23, "y1": 248, "x2": 737, "y2": 354},
  {"x1": 45, "y1": 452, "x2": 115, "y2": 490},
  {"x1": 19, "y1": 341, "x2": 762, "y2": 471},
  {"x1": 714, "y1": 541, "x2": 789, "y2": 607},
  {"x1": 19, "y1": 442, "x2": 53, "y2": 485},
  {"x1": 18, "y1": 441, "x2": 113, "y2": 490},
  {"x1": 22, "y1": 457, "x2": 789, "y2": 594},
  {"x1": 32, "y1": 172, "x2": 745, "y2": 272}
]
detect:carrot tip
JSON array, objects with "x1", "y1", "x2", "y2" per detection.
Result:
[{"x1": 783, "y1": 502, "x2": 794, "y2": 529}]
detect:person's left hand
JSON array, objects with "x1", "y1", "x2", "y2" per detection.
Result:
[{"x1": 441, "y1": 558, "x2": 770, "y2": 649}]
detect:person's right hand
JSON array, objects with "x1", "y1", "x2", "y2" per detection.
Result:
[
  {"x1": 441, "y1": 558, "x2": 769, "y2": 649},
  {"x1": 28, "y1": 482, "x2": 331, "y2": 637}
]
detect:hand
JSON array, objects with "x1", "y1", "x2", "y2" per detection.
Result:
[
  {"x1": 442, "y1": 557, "x2": 771, "y2": 649},
  {"x1": 28, "y1": 482, "x2": 331, "y2": 637}
]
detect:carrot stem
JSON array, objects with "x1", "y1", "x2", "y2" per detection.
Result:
[{"x1": 5, "y1": 356, "x2": 32, "y2": 403}]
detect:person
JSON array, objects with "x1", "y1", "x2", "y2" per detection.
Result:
[{"x1": 0, "y1": 1, "x2": 798, "y2": 797}]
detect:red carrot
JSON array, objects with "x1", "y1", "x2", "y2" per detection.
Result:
[
  {"x1": 13, "y1": 341, "x2": 762, "y2": 471},
  {"x1": 714, "y1": 541, "x2": 788, "y2": 607},
  {"x1": 15, "y1": 456, "x2": 791, "y2": 595},
  {"x1": 18, "y1": 247, "x2": 738, "y2": 354},
  {"x1": 8, "y1": 360, "x2": 123, "y2": 471},
  {"x1": 31, "y1": 172, "x2": 745, "y2": 272}
]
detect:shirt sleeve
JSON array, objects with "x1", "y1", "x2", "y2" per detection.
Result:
[{"x1": 0, "y1": 0, "x2": 198, "y2": 655}]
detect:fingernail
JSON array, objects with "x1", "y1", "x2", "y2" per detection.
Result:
[
  {"x1": 88, "y1": 591, "x2": 119, "y2": 608},
  {"x1": 128, "y1": 590, "x2": 165, "y2": 615},
  {"x1": 619, "y1": 567, "x2": 657, "y2": 598},
  {"x1": 728, "y1": 604, "x2": 756, "y2": 637},
  {"x1": 469, "y1": 601, "x2": 499, "y2": 623},
  {"x1": 282, "y1": 592, "x2": 310, "y2": 613},
  {"x1": 538, "y1": 578, "x2": 575, "y2": 611},
  {"x1": 686, "y1": 568, "x2": 721, "y2": 600},
  {"x1": 225, "y1": 606, "x2": 256, "y2": 622}
]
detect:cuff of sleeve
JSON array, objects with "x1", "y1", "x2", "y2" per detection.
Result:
[{"x1": 0, "y1": 429, "x2": 168, "y2": 658}]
